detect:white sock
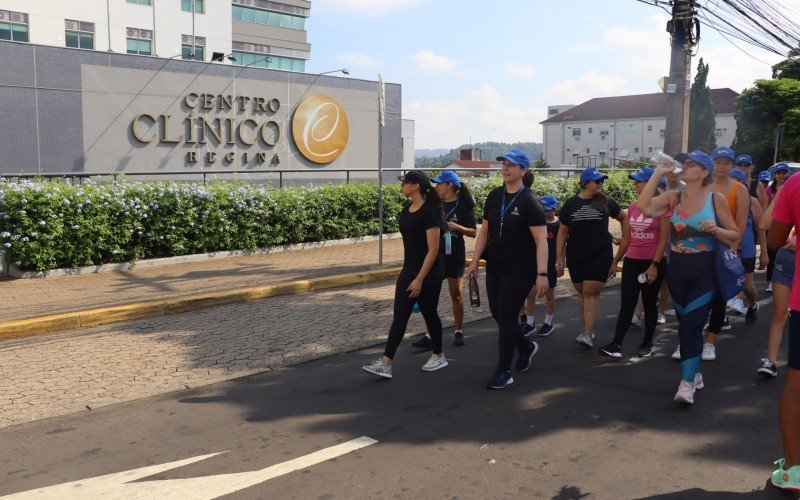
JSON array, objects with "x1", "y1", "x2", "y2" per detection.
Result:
[
  {"x1": 545, "y1": 314, "x2": 554, "y2": 325},
  {"x1": 454, "y1": 330, "x2": 462, "y2": 334},
  {"x1": 527, "y1": 315, "x2": 535, "y2": 326}
]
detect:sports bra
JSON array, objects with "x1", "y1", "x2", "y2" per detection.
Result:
[{"x1": 670, "y1": 193, "x2": 715, "y2": 253}]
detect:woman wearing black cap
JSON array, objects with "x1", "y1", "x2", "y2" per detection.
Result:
[
  {"x1": 363, "y1": 170, "x2": 447, "y2": 379},
  {"x1": 555, "y1": 167, "x2": 626, "y2": 349},
  {"x1": 466, "y1": 150, "x2": 549, "y2": 390}
]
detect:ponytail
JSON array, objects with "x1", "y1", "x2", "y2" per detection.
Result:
[
  {"x1": 420, "y1": 182, "x2": 445, "y2": 228},
  {"x1": 522, "y1": 170, "x2": 534, "y2": 188},
  {"x1": 456, "y1": 182, "x2": 476, "y2": 209},
  {"x1": 579, "y1": 181, "x2": 610, "y2": 213}
]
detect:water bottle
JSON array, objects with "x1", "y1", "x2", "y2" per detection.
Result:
[
  {"x1": 412, "y1": 302, "x2": 421, "y2": 313},
  {"x1": 638, "y1": 273, "x2": 649, "y2": 284},
  {"x1": 444, "y1": 232, "x2": 452, "y2": 255},
  {"x1": 468, "y1": 277, "x2": 480, "y2": 307},
  {"x1": 650, "y1": 150, "x2": 683, "y2": 174}
]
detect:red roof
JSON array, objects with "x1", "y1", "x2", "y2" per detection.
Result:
[
  {"x1": 442, "y1": 159, "x2": 500, "y2": 175},
  {"x1": 541, "y1": 88, "x2": 739, "y2": 124}
]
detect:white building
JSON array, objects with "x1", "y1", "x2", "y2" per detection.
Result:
[
  {"x1": 0, "y1": 0, "x2": 310, "y2": 70},
  {"x1": 541, "y1": 88, "x2": 739, "y2": 167}
]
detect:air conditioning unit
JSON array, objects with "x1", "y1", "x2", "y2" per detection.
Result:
[
  {"x1": 0, "y1": 10, "x2": 8, "y2": 22},
  {"x1": 65, "y1": 20, "x2": 79, "y2": 31}
]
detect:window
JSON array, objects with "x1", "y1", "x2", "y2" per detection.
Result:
[
  {"x1": 231, "y1": 4, "x2": 305, "y2": 30},
  {"x1": 181, "y1": 0, "x2": 204, "y2": 13},
  {"x1": 634, "y1": 147, "x2": 639, "y2": 153},
  {"x1": 127, "y1": 0, "x2": 151, "y2": 5},
  {"x1": 618, "y1": 124, "x2": 629, "y2": 133},
  {"x1": 648, "y1": 147, "x2": 654, "y2": 153},
  {"x1": 647, "y1": 125, "x2": 652, "y2": 132},
  {"x1": 0, "y1": 10, "x2": 29, "y2": 42},
  {"x1": 586, "y1": 148, "x2": 590, "y2": 154},
  {"x1": 572, "y1": 128, "x2": 581, "y2": 139},
  {"x1": 231, "y1": 51, "x2": 305, "y2": 72},
  {"x1": 181, "y1": 34, "x2": 205, "y2": 60},
  {"x1": 659, "y1": 128, "x2": 665, "y2": 138},
  {"x1": 588, "y1": 127, "x2": 593, "y2": 133},
  {"x1": 126, "y1": 28, "x2": 152, "y2": 55},
  {"x1": 629, "y1": 123, "x2": 638, "y2": 132},
  {"x1": 549, "y1": 109, "x2": 559, "y2": 115},
  {"x1": 65, "y1": 20, "x2": 94, "y2": 49}
]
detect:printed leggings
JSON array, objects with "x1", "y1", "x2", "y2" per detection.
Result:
[
  {"x1": 667, "y1": 251, "x2": 717, "y2": 382},
  {"x1": 486, "y1": 272, "x2": 535, "y2": 373},
  {"x1": 384, "y1": 271, "x2": 444, "y2": 359}
]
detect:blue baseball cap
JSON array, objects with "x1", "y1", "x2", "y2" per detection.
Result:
[
  {"x1": 735, "y1": 154, "x2": 753, "y2": 166},
  {"x1": 688, "y1": 150, "x2": 714, "y2": 172},
  {"x1": 541, "y1": 195, "x2": 558, "y2": 211},
  {"x1": 580, "y1": 167, "x2": 609, "y2": 183},
  {"x1": 659, "y1": 177, "x2": 668, "y2": 187},
  {"x1": 730, "y1": 168, "x2": 747, "y2": 182},
  {"x1": 774, "y1": 163, "x2": 791, "y2": 173},
  {"x1": 628, "y1": 166, "x2": 655, "y2": 182},
  {"x1": 431, "y1": 169, "x2": 461, "y2": 187},
  {"x1": 496, "y1": 149, "x2": 530, "y2": 169},
  {"x1": 759, "y1": 171, "x2": 772, "y2": 181},
  {"x1": 711, "y1": 146, "x2": 735, "y2": 161}
]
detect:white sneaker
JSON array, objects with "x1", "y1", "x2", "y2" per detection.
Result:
[
  {"x1": 630, "y1": 314, "x2": 641, "y2": 328},
  {"x1": 767, "y1": 282, "x2": 773, "y2": 293},
  {"x1": 702, "y1": 343, "x2": 716, "y2": 361},
  {"x1": 362, "y1": 360, "x2": 393, "y2": 379},
  {"x1": 674, "y1": 380, "x2": 695, "y2": 404},
  {"x1": 728, "y1": 298, "x2": 746, "y2": 315},
  {"x1": 575, "y1": 332, "x2": 595, "y2": 347},
  {"x1": 672, "y1": 346, "x2": 681, "y2": 360},
  {"x1": 421, "y1": 353, "x2": 448, "y2": 372},
  {"x1": 657, "y1": 313, "x2": 666, "y2": 325},
  {"x1": 694, "y1": 372, "x2": 704, "y2": 390}
]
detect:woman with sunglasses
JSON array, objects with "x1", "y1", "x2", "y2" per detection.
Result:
[
  {"x1": 637, "y1": 151, "x2": 739, "y2": 405},
  {"x1": 555, "y1": 167, "x2": 626, "y2": 349},
  {"x1": 466, "y1": 150, "x2": 549, "y2": 390},
  {"x1": 766, "y1": 164, "x2": 793, "y2": 290},
  {"x1": 362, "y1": 170, "x2": 447, "y2": 379}
]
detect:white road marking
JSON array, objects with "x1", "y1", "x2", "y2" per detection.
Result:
[{"x1": 3, "y1": 436, "x2": 378, "y2": 499}]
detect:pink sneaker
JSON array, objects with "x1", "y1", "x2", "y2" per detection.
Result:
[
  {"x1": 674, "y1": 380, "x2": 695, "y2": 404},
  {"x1": 694, "y1": 372, "x2": 704, "y2": 390}
]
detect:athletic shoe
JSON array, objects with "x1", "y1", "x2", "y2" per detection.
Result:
[
  {"x1": 720, "y1": 316, "x2": 732, "y2": 331},
  {"x1": 637, "y1": 342, "x2": 654, "y2": 357},
  {"x1": 758, "y1": 358, "x2": 778, "y2": 377},
  {"x1": 486, "y1": 371, "x2": 514, "y2": 389},
  {"x1": 657, "y1": 313, "x2": 666, "y2": 325},
  {"x1": 630, "y1": 314, "x2": 641, "y2": 328},
  {"x1": 672, "y1": 346, "x2": 681, "y2": 360},
  {"x1": 454, "y1": 331, "x2": 466, "y2": 346},
  {"x1": 702, "y1": 343, "x2": 716, "y2": 361},
  {"x1": 694, "y1": 372, "x2": 704, "y2": 390},
  {"x1": 598, "y1": 342, "x2": 623, "y2": 359},
  {"x1": 771, "y1": 459, "x2": 800, "y2": 492},
  {"x1": 536, "y1": 323, "x2": 555, "y2": 337},
  {"x1": 521, "y1": 323, "x2": 536, "y2": 337},
  {"x1": 745, "y1": 303, "x2": 759, "y2": 325},
  {"x1": 519, "y1": 314, "x2": 527, "y2": 325},
  {"x1": 576, "y1": 332, "x2": 595, "y2": 348},
  {"x1": 674, "y1": 380, "x2": 695, "y2": 404},
  {"x1": 421, "y1": 353, "x2": 448, "y2": 372},
  {"x1": 766, "y1": 282, "x2": 773, "y2": 293},
  {"x1": 728, "y1": 297, "x2": 747, "y2": 315},
  {"x1": 411, "y1": 335, "x2": 433, "y2": 350},
  {"x1": 515, "y1": 341, "x2": 539, "y2": 372},
  {"x1": 362, "y1": 360, "x2": 393, "y2": 379}
]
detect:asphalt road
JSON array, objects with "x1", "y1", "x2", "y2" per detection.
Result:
[{"x1": 0, "y1": 288, "x2": 796, "y2": 499}]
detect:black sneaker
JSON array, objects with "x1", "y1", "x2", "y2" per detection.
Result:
[
  {"x1": 519, "y1": 314, "x2": 527, "y2": 326},
  {"x1": 637, "y1": 342, "x2": 654, "y2": 357},
  {"x1": 411, "y1": 335, "x2": 433, "y2": 350},
  {"x1": 486, "y1": 371, "x2": 514, "y2": 389},
  {"x1": 536, "y1": 323, "x2": 555, "y2": 337},
  {"x1": 745, "y1": 303, "x2": 759, "y2": 325},
  {"x1": 757, "y1": 358, "x2": 778, "y2": 377},
  {"x1": 721, "y1": 316, "x2": 732, "y2": 330},
  {"x1": 454, "y1": 331, "x2": 466, "y2": 346},
  {"x1": 521, "y1": 323, "x2": 536, "y2": 337},
  {"x1": 515, "y1": 341, "x2": 539, "y2": 373},
  {"x1": 598, "y1": 342, "x2": 622, "y2": 359}
]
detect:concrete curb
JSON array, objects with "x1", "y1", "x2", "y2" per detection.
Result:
[{"x1": 0, "y1": 260, "x2": 489, "y2": 340}]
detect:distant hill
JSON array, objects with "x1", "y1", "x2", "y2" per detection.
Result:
[
  {"x1": 415, "y1": 142, "x2": 543, "y2": 169},
  {"x1": 415, "y1": 148, "x2": 450, "y2": 158}
]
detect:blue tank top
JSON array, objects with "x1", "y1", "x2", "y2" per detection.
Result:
[
  {"x1": 740, "y1": 214, "x2": 756, "y2": 259},
  {"x1": 670, "y1": 193, "x2": 715, "y2": 253}
]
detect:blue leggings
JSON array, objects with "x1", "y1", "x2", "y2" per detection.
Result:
[{"x1": 667, "y1": 251, "x2": 717, "y2": 382}]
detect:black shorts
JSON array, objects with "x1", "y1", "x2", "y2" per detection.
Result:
[
  {"x1": 741, "y1": 257, "x2": 756, "y2": 273},
  {"x1": 567, "y1": 249, "x2": 613, "y2": 284},
  {"x1": 443, "y1": 257, "x2": 465, "y2": 279},
  {"x1": 547, "y1": 264, "x2": 558, "y2": 289}
]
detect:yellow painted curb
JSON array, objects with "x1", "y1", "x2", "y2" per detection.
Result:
[{"x1": 0, "y1": 261, "x2": 487, "y2": 340}]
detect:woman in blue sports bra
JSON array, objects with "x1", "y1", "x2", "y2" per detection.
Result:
[{"x1": 636, "y1": 150, "x2": 739, "y2": 405}]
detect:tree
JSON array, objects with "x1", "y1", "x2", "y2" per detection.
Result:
[
  {"x1": 688, "y1": 58, "x2": 717, "y2": 151},
  {"x1": 733, "y1": 78, "x2": 800, "y2": 168},
  {"x1": 772, "y1": 46, "x2": 800, "y2": 80}
]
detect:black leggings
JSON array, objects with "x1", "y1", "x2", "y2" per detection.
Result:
[
  {"x1": 707, "y1": 294, "x2": 727, "y2": 334},
  {"x1": 384, "y1": 271, "x2": 444, "y2": 359},
  {"x1": 611, "y1": 258, "x2": 666, "y2": 347},
  {"x1": 486, "y1": 272, "x2": 535, "y2": 373}
]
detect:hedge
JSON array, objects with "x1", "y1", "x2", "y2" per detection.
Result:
[{"x1": 0, "y1": 172, "x2": 636, "y2": 272}]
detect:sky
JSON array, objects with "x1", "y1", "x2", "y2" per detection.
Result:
[{"x1": 305, "y1": 0, "x2": 787, "y2": 149}]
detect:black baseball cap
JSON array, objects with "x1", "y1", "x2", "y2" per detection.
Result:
[{"x1": 398, "y1": 170, "x2": 432, "y2": 185}]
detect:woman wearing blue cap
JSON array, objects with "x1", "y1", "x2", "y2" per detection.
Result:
[
  {"x1": 735, "y1": 154, "x2": 767, "y2": 211},
  {"x1": 730, "y1": 168, "x2": 767, "y2": 326},
  {"x1": 466, "y1": 150, "x2": 549, "y2": 389},
  {"x1": 637, "y1": 151, "x2": 739, "y2": 404},
  {"x1": 555, "y1": 167, "x2": 625, "y2": 349},
  {"x1": 521, "y1": 194, "x2": 561, "y2": 337},
  {"x1": 766, "y1": 164, "x2": 793, "y2": 290}
]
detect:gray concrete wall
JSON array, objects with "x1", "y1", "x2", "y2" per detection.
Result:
[{"x1": 0, "y1": 40, "x2": 402, "y2": 177}]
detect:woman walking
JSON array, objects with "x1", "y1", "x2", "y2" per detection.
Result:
[
  {"x1": 363, "y1": 170, "x2": 447, "y2": 379},
  {"x1": 766, "y1": 164, "x2": 792, "y2": 291},
  {"x1": 555, "y1": 167, "x2": 626, "y2": 348},
  {"x1": 599, "y1": 167, "x2": 669, "y2": 359},
  {"x1": 637, "y1": 151, "x2": 739, "y2": 404},
  {"x1": 466, "y1": 150, "x2": 549, "y2": 389}
]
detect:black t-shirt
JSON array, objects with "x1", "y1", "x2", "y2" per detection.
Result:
[
  {"x1": 559, "y1": 195, "x2": 621, "y2": 258},
  {"x1": 399, "y1": 202, "x2": 444, "y2": 278},
  {"x1": 482, "y1": 186, "x2": 547, "y2": 277},
  {"x1": 546, "y1": 220, "x2": 560, "y2": 274},
  {"x1": 442, "y1": 198, "x2": 477, "y2": 264}
]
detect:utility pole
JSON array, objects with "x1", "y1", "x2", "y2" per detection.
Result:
[{"x1": 663, "y1": 0, "x2": 696, "y2": 155}]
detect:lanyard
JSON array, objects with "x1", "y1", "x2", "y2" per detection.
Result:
[
  {"x1": 499, "y1": 186, "x2": 525, "y2": 237},
  {"x1": 445, "y1": 200, "x2": 460, "y2": 221}
]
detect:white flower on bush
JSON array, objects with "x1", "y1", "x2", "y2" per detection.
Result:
[
  {"x1": 3, "y1": 243, "x2": 10, "y2": 248},
  {"x1": 38, "y1": 220, "x2": 46, "y2": 226},
  {"x1": 21, "y1": 237, "x2": 29, "y2": 242},
  {"x1": 0, "y1": 231, "x2": 9, "y2": 238}
]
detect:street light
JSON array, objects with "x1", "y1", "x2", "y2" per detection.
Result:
[
  {"x1": 211, "y1": 52, "x2": 236, "y2": 63},
  {"x1": 318, "y1": 69, "x2": 349, "y2": 76}
]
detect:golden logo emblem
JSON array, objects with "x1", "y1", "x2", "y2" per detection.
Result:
[{"x1": 292, "y1": 93, "x2": 349, "y2": 164}]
